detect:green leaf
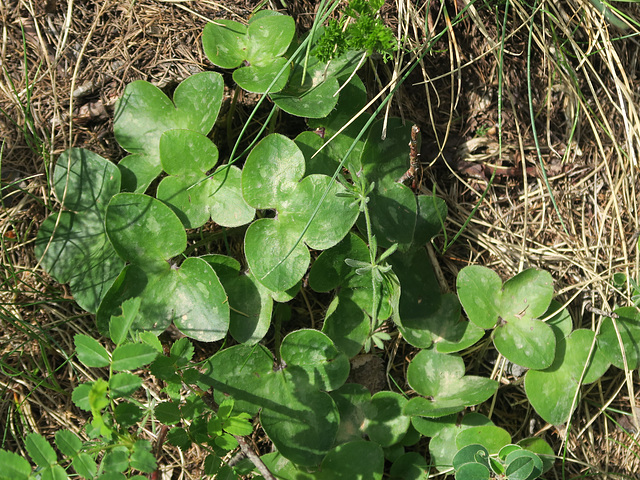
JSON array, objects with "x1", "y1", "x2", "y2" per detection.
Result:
[
  {"x1": 517, "y1": 437, "x2": 555, "y2": 473},
  {"x1": 316, "y1": 441, "x2": 384, "y2": 480},
  {"x1": 130, "y1": 440, "x2": 156, "y2": 473},
  {"x1": 88, "y1": 379, "x2": 109, "y2": 412},
  {"x1": 157, "y1": 130, "x2": 254, "y2": 229},
  {"x1": 167, "y1": 427, "x2": 191, "y2": 450},
  {"x1": 25, "y1": 432, "x2": 56, "y2": 467},
  {"x1": 597, "y1": 307, "x2": 640, "y2": 369},
  {"x1": 109, "y1": 372, "x2": 143, "y2": 398},
  {"x1": 113, "y1": 72, "x2": 224, "y2": 192},
  {"x1": 106, "y1": 193, "x2": 186, "y2": 266},
  {"x1": 456, "y1": 426, "x2": 511, "y2": 453},
  {"x1": 363, "y1": 391, "x2": 410, "y2": 447},
  {"x1": 454, "y1": 462, "x2": 491, "y2": 480},
  {"x1": 202, "y1": 334, "x2": 347, "y2": 466},
  {"x1": 170, "y1": 337, "x2": 194, "y2": 365},
  {"x1": 525, "y1": 329, "x2": 603, "y2": 425},
  {"x1": 111, "y1": 343, "x2": 158, "y2": 371},
  {"x1": 155, "y1": 402, "x2": 182, "y2": 425},
  {"x1": 74, "y1": 334, "x2": 110, "y2": 368},
  {"x1": 505, "y1": 450, "x2": 543, "y2": 480},
  {"x1": 358, "y1": 120, "x2": 420, "y2": 250},
  {"x1": 389, "y1": 452, "x2": 429, "y2": 480},
  {"x1": 96, "y1": 472, "x2": 126, "y2": 480},
  {"x1": 102, "y1": 446, "x2": 129, "y2": 473},
  {"x1": 321, "y1": 291, "x2": 370, "y2": 357},
  {"x1": 390, "y1": 249, "x2": 477, "y2": 351},
  {"x1": 54, "y1": 430, "x2": 82, "y2": 457},
  {"x1": 40, "y1": 465, "x2": 68, "y2": 480},
  {"x1": 223, "y1": 415, "x2": 254, "y2": 436},
  {"x1": 72, "y1": 383, "x2": 92, "y2": 411},
  {"x1": 0, "y1": 449, "x2": 32, "y2": 480},
  {"x1": 35, "y1": 148, "x2": 124, "y2": 313},
  {"x1": 203, "y1": 255, "x2": 272, "y2": 345},
  {"x1": 203, "y1": 15, "x2": 294, "y2": 93},
  {"x1": 114, "y1": 402, "x2": 143, "y2": 427},
  {"x1": 72, "y1": 453, "x2": 98, "y2": 479},
  {"x1": 456, "y1": 266, "x2": 503, "y2": 329},
  {"x1": 214, "y1": 433, "x2": 239, "y2": 451},
  {"x1": 271, "y1": 51, "x2": 362, "y2": 118},
  {"x1": 422, "y1": 413, "x2": 495, "y2": 473},
  {"x1": 109, "y1": 297, "x2": 141, "y2": 346},
  {"x1": 98, "y1": 257, "x2": 230, "y2": 342},
  {"x1": 405, "y1": 349, "x2": 498, "y2": 418},
  {"x1": 330, "y1": 383, "x2": 371, "y2": 445},
  {"x1": 452, "y1": 444, "x2": 490, "y2": 470},
  {"x1": 457, "y1": 266, "x2": 556, "y2": 369},
  {"x1": 242, "y1": 134, "x2": 359, "y2": 292}
]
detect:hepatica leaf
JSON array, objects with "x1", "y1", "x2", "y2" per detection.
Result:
[
  {"x1": 113, "y1": 72, "x2": 224, "y2": 192},
  {"x1": 35, "y1": 148, "x2": 125, "y2": 313},
  {"x1": 98, "y1": 193, "x2": 229, "y2": 342},
  {"x1": 203, "y1": 13, "x2": 294, "y2": 93},
  {"x1": 271, "y1": 49, "x2": 362, "y2": 118},
  {"x1": 405, "y1": 348, "x2": 498, "y2": 418},
  {"x1": 242, "y1": 134, "x2": 359, "y2": 292},
  {"x1": 457, "y1": 266, "x2": 555, "y2": 369},
  {"x1": 202, "y1": 330, "x2": 349, "y2": 466},
  {"x1": 157, "y1": 129, "x2": 254, "y2": 228}
]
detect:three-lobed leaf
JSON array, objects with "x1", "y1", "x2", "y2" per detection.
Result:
[
  {"x1": 242, "y1": 134, "x2": 359, "y2": 292},
  {"x1": 203, "y1": 13, "x2": 295, "y2": 93},
  {"x1": 113, "y1": 72, "x2": 224, "y2": 192},
  {"x1": 457, "y1": 266, "x2": 556, "y2": 369},
  {"x1": 405, "y1": 348, "x2": 498, "y2": 418}
]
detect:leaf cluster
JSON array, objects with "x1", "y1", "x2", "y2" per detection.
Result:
[
  {"x1": 314, "y1": 0, "x2": 397, "y2": 62},
  {"x1": 8, "y1": 6, "x2": 639, "y2": 480}
]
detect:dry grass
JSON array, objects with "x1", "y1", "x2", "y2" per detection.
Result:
[{"x1": 2, "y1": 0, "x2": 640, "y2": 478}]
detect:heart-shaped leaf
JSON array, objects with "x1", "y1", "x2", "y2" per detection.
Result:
[
  {"x1": 156, "y1": 130, "x2": 254, "y2": 228},
  {"x1": 113, "y1": 72, "x2": 223, "y2": 192},
  {"x1": 242, "y1": 134, "x2": 359, "y2": 292},
  {"x1": 457, "y1": 266, "x2": 556, "y2": 369},
  {"x1": 405, "y1": 348, "x2": 498, "y2": 418},
  {"x1": 97, "y1": 193, "x2": 229, "y2": 341},
  {"x1": 203, "y1": 13, "x2": 294, "y2": 93},
  {"x1": 524, "y1": 329, "x2": 608, "y2": 425},
  {"x1": 203, "y1": 330, "x2": 349, "y2": 465},
  {"x1": 35, "y1": 148, "x2": 125, "y2": 313},
  {"x1": 456, "y1": 266, "x2": 503, "y2": 329}
]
